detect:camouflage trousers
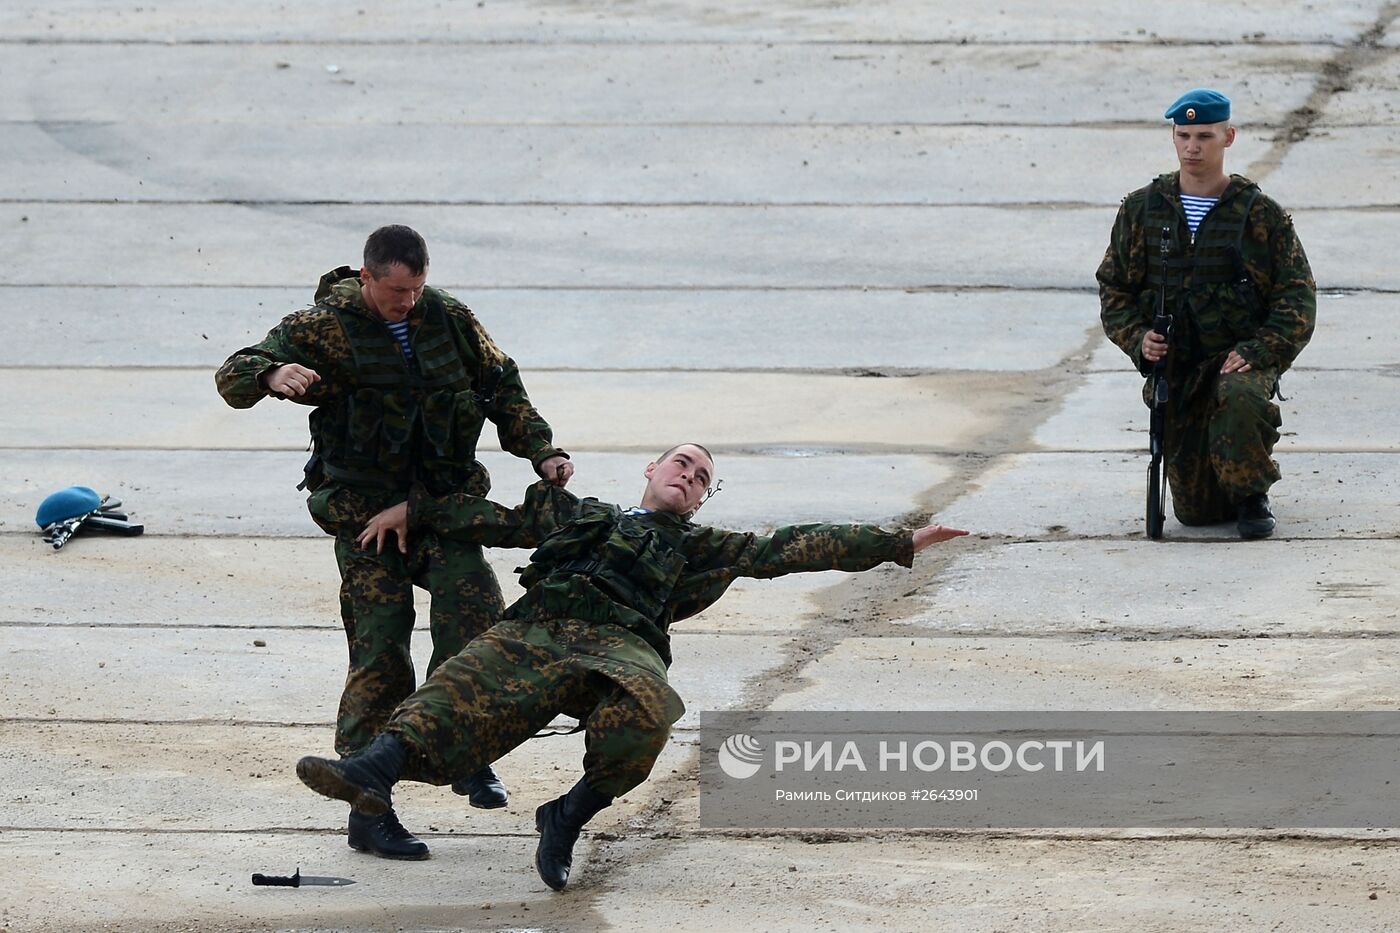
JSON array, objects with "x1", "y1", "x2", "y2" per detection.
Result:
[
  {"x1": 386, "y1": 617, "x2": 685, "y2": 798},
  {"x1": 310, "y1": 484, "x2": 506, "y2": 757},
  {"x1": 1163, "y1": 367, "x2": 1282, "y2": 525}
]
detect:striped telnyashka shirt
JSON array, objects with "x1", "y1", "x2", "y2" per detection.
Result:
[{"x1": 1179, "y1": 193, "x2": 1218, "y2": 240}]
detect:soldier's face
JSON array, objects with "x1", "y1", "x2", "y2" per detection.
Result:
[
  {"x1": 641, "y1": 445, "x2": 715, "y2": 515},
  {"x1": 1173, "y1": 122, "x2": 1235, "y2": 177},
  {"x1": 360, "y1": 262, "x2": 427, "y2": 323}
]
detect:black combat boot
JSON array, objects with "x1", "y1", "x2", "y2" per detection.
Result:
[
  {"x1": 1237, "y1": 493, "x2": 1276, "y2": 540},
  {"x1": 347, "y1": 808, "x2": 430, "y2": 860},
  {"x1": 452, "y1": 764, "x2": 509, "y2": 809},
  {"x1": 534, "y1": 778, "x2": 614, "y2": 891},
  {"x1": 296, "y1": 733, "x2": 406, "y2": 816}
]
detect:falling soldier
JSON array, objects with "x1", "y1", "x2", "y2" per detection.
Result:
[{"x1": 295, "y1": 443, "x2": 968, "y2": 890}]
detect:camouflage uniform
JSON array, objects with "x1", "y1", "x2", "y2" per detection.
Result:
[
  {"x1": 216, "y1": 267, "x2": 565, "y2": 755},
  {"x1": 1098, "y1": 172, "x2": 1315, "y2": 523},
  {"x1": 379, "y1": 480, "x2": 914, "y2": 797}
]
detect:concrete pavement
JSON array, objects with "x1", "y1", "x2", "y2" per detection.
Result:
[{"x1": 3, "y1": 2, "x2": 1398, "y2": 931}]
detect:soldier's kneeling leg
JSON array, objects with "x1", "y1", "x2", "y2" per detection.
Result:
[
  {"x1": 1208, "y1": 369, "x2": 1281, "y2": 503},
  {"x1": 1166, "y1": 411, "x2": 1234, "y2": 525}
]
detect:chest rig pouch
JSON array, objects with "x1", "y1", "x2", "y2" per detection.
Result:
[
  {"x1": 519, "y1": 502, "x2": 690, "y2": 625},
  {"x1": 311, "y1": 289, "x2": 488, "y2": 493},
  {"x1": 1142, "y1": 181, "x2": 1263, "y2": 364}
]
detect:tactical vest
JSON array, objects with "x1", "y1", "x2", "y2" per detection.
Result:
[
  {"x1": 307, "y1": 273, "x2": 490, "y2": 495},
  {"x1": 518, "y1": 502, "x2": 691, "y2": 636},
  {"x1": 1141, "y1": 176, "x2": 1264, "y2": 363}
]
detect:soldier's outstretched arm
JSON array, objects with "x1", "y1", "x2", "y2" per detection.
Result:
[
  {"x1": 704, "y1": 519, "x2": 967, "y2": 578},
  {"x1": 668, "y1": 518, "x2": 968, "y2": 622},
  {"x1": 406, "y1": 479, "x2": 581, "y2": 549},
  {"x1": 355, "y1": 480, "x2": 580, "y2": 554}
]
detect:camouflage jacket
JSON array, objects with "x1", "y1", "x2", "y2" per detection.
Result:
[
  {"x1": 1098, "y1": 173, "x2": 1315, "y2": 384},
  {"x1": 409, "y1": 480, "x2": 914, "y2": 665},
  {"x1": 215, "y1": 268, "x2": 564, "y2": 500}
]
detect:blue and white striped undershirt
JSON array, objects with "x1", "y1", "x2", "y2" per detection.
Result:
[
  {"x1": 1180, "y1": 194, "x2": 1218, "y2": 238},
  {"x1": 385, "y1": 320, "x2": 413, "y2": 359}
]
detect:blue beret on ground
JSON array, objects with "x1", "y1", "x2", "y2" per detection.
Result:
[
  {"x1": 1164, "y1": 88, "x2": 1231, "y2": 124},
  {"x1": 36, "y1": 485, "x2": 101, "y2": 527}
]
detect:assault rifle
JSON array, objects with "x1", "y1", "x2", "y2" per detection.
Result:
[{"x1": 1146, "y1": 225, "x2": 1172, "y2": 539}]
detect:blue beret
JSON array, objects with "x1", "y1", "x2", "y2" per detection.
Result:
[
  {"x1": 1164, "y1": 88, "x2": 1231, "y2": 125},
  {"x1": 36, "y1": 485, "x2": 101, "y2": 527}
]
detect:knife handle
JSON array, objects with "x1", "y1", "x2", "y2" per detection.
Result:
[{"x1": 252, "y1": 869, "x2": 300, "y2": 887}]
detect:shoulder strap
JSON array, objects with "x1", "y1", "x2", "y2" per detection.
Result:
[{"x1": 1234, "y1": 188, "x2": 1262, "y2": 254}]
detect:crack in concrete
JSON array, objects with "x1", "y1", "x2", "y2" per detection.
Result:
[
  {"x1": 584, "y1": 137, "x2": 1400, "y2": 878},
  {"x1": 1248, "y1": 3, "x2": 1400, "y2": 181},
  {"x1": 582, "y1": 327, "x2": 1110, "y2": 888}
]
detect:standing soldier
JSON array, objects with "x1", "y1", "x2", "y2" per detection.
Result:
[
  {"x1": 216, "y1": 225, "x2": 573, "y2": 858},
  {"x1": 1098, "y1": 88, "x2": 1316, "y2": 538}
]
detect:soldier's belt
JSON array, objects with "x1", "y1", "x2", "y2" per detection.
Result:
[{"x1": 547, "y1": 558, "x2": 602, "y2": 576}]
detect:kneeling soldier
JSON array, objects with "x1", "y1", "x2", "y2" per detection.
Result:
[
  {"x1": 296, "y1": 444, "x2": 967, "y2": 889},
  {"x1": 1098, "y1": 88, "x2": 1315, "y2": 538}
]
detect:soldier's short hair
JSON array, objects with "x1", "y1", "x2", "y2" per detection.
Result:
[
  {"x1": 658, "y1": 443, "x2": 714, "y2": 469},
  {"x1": 364, "y1": 225, "x2": 429, "y2": 278}
]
